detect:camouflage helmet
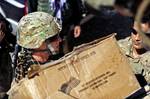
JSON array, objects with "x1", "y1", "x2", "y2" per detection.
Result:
[{"x1": 17, "y1": 12, "x2": 61, "y2": 49}]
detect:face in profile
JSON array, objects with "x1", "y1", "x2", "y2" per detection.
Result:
[
  {"x1": 32, "y1": 34, "x2": 62, "y2": 63},
  {"x1": 131, "y1": 22, "x2": 150, "y2": 50}
]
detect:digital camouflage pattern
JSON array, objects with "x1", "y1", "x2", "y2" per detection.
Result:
[
  {"x1": 17, "y1": 12, "x2": 61, "y2": 49},
  {"x1": 118, "y1": 37, "x2": 150, "y2": 84},
  {"x1": 140, "y1": 52, "x2": 150, "y2": 83},
  {"x1": 141, "y1": 52, "x2": 150, "y2": 67},
  {"x1": 118, "y1": 37, "x2": 150, "y2": 98}
]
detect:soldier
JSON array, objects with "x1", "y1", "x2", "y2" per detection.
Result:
[
  {"x1": 118, "y1": 15, "x2": 150, "y2": 89},
  {"x1": 118, "y1": 16, "x2": 150, "y2": 98},
  {"x1": 14, "y1": 12, "x2": 62, "y2": 83}
]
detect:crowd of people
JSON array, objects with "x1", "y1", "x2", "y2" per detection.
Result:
[{"x1": 0, "y1": 0, "x2": 150, "y2": 99}]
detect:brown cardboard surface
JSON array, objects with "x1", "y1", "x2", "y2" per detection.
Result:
[{"x1": 8, "y1": 34, "x2": 140, "y2": 99}]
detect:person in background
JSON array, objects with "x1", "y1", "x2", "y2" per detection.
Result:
[
  {"x1": 118, "y1": 15, "x2": 150, "y2": 91},
  {"x1": 0, "y1": 14, "x2": 15, "y2": 99},
  {"x1": 64, "y1": 0, "x2": 86, "y2": 52},
  {"x1": 14, "y1": 12, "x2": 62, "y2": 83},
  {"x1": 69, "y1": 7, "x2": 133, "y2": 50},
  {"x1": 49, "y1": 0, "x2": 85, "y2": 53}
]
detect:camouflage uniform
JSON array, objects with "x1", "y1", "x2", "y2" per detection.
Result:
[
  {"x1": 118, "y1": 37, "x2": 150, "y2": 99},
  {"x1": 118, "y1": 37, "x2": 150, "y2": 83}
]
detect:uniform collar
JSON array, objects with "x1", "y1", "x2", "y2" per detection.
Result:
[{"x1": 126, "y1": 43, "x2": 141, "y2": 63}]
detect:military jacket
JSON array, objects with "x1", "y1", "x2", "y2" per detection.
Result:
[{"x1": 118, "y1": 37, "x2": 150, "y2": 84}]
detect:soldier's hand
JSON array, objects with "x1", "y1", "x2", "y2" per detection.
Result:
[{"x1": 74, "y1": 25, "x2": 81, "y2": 38}]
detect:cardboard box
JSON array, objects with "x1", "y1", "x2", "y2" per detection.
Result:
[{"x1": 8, "y1": 34, "x2": 140, "y2": 99}]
